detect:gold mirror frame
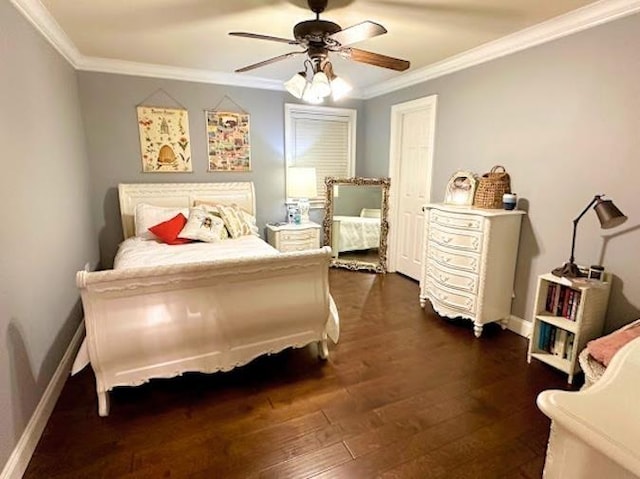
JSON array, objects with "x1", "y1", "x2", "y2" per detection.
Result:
[{"x1": 322, "y1": 177, "x2": 390, "y2": 273}]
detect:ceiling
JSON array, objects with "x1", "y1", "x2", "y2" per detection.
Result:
[{"x1": 37, "y1": 0, "x2": 606, "y2": 95}]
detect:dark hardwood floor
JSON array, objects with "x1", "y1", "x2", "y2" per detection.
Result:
[{"x1": 25, "y1": 270, "x2": 578, "y2": 478}]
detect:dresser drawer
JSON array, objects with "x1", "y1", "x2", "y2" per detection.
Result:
[
  {"x1": 280, "y1": 230, "x2": 318, "y2": 242},
  {"x1": 429, "y1": 209, "x2": 484, "y2": 231},
  {"x1": 425, "y1": 279, "x2": 476, "y2": 314},
  {"x1": 279, "y1": 240, "x2": 317, "y2": 252},
  {"x1": 427, "y1": 243, "x2": 480, "y2": 274},
  {"x1": 428, "y1": 224, "x2": 483, "y2": 253},
  {"x1": 426, "y1": 262, "x2": 478, "y2": 294}
]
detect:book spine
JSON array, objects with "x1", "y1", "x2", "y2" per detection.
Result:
[
  {"x1": 546, "y1": 284, "x2": 556, "y2": 312},
  {"x1": 570, "y1": 291, "x2": 581, "y2": 321}
]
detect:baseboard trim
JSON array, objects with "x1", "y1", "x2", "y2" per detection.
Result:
[
  {"x1": 0, "y1": 321, "x2": 85, "y2": 479},
  {"x1": 507, "y1": 315, "x2": 533, "y2": 339}
]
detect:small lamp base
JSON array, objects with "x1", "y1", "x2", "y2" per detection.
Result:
[
  {"x1": 551, "y1": 262, "x2": 585, "y2": 278},
  {"x1": 297, "y1": 198, "x2": 310, "y2": 224}
]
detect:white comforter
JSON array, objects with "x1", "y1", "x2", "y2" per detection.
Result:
[
  {"x1": 334, "y1": 216, "x2": 381, "y2": 252},
  {"x1": 114, "y1": 235, "x2": 278, "y2": 269}
]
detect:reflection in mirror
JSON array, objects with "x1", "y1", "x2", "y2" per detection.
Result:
[{"x1": 323, "y1": 177, "x2": 390, "y2": 273}]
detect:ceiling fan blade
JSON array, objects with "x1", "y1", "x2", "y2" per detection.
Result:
[
  {"x1": 235, "y1": 51, "x2": 306, "y2": 73},
  {"x1": 345, "y1": 48, "x2": 410, "y2": 71},
  {"x1": 229, "y1": 32, "x2": 299, "y2": 45},
  {"x1": 330, "y1": 21, "x2": 387, "y2": 46}
]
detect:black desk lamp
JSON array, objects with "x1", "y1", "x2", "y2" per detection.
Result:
[{"x1": 552, "y1": 195, "x2": 627, "y2": 278}]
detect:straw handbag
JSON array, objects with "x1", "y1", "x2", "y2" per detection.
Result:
[{"x1": 473, "y1": 165, "x2": 511, "y2": 209}]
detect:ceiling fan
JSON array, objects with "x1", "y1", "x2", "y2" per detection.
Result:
[{"x1": 229, "y1": 0, "x2": 410, "y2": 74}]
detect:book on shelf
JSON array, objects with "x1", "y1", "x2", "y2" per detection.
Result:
[
  {"x1": 544, "y1": 284, "x2": 581, "y2": 320},
  {"x1": 536, "y1": 322, "x2": 574, "y2": 359}
]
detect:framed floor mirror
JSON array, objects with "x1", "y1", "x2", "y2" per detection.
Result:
[{"x1": 323, "y1": 177, "x2": 390, "y2": 273}]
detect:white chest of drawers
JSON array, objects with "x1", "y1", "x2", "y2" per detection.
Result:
[
  {"x1": 420, "y1": 204, "x2": 525, "y2": 337},
  {"x1": 266, "y1": 222, "x2": 321, "y2": 252}
]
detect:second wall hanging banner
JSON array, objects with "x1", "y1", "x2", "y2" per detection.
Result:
[{"x1": 205, "y1": 95, "x2": 251, "y2": 172}]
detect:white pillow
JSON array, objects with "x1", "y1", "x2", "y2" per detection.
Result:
[
  {"x1": 178, "y1": 207, "x2": 228, "y2": 243},
  {"x1": 134, "y1": 204, "x2": 189, "y2": 240}
]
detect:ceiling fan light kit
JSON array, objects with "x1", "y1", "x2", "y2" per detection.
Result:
[
  {"x1": 285, "y1": 59, "x2": 352, "y2": 104},
  {"x1": 230, "y1": 0, "x2": 409, "y2": 104}
]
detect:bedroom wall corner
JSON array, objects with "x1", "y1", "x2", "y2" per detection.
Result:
[
  {"x1": 363, "y1": 12, "x2": 640, "y2": 334},
  {"x1": 0, "y1": 1, "x2": 98, "y2": 474}
]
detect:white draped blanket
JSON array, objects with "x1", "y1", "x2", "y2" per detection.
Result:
[
  {"x1": 334, "y1": 216, "x2": 381, "y2": 252},
  {"x1": 114, "y1": 236, "x2": 278, "y2": 269}
]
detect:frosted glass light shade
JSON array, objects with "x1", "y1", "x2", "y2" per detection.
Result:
[
  {"x1": 310, "y1": 71, "x2": 331, "y2": 98},
  {"x1": 284, "y1": 72, "x2": 307, "y2": 99},
  {"x1": 302, "y1": 86, "x2": 323, "y2": 104}
]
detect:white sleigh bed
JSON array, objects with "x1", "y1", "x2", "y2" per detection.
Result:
[{"x1": 74, "y1": 182, "x2": 339, "y2": 416}]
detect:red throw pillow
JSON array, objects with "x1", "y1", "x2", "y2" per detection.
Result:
[{"x1": 148, "y1": 213, "x2": 192, "y2": 245}]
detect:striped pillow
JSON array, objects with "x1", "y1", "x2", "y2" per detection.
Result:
[{"x1": 217, "y1": 204, "x2": 254, "y2": 238}]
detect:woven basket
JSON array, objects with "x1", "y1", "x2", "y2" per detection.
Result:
[{"x1": 473, "y1": 165, "x2": 511, "y2": 209}]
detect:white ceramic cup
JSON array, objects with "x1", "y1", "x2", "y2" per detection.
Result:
[{"x1": 503, "y1": 193, "x2": 517, "y2": 210}]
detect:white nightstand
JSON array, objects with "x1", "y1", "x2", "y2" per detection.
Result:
[{"x1": 266, "y1": 222, "x2": 321, "y2": 252}]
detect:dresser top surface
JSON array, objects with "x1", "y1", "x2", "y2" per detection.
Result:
[{"x1": 423, "y1": 203, "x2": 526, "y2": 217}]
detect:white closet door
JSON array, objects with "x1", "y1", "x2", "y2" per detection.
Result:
[{"x1": 388, "y1": 96, "x2": 437, "y2": 280}]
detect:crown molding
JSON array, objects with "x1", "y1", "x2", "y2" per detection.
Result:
[
  {"x1": 362, "y1": 0, "x2": 640, "y2": 99},
  {"x1": 13, "y1": 0, "x2": 640, "y2": 99},
  {"x1": 76, "y1": 56, "x2": 369, "y2": 97},
  {"x1": 76, "y1": 56, "x2": 287, "y2": 91},
  {"x1": 10, "y1": 0, "x2": 81, "y2": 66}
]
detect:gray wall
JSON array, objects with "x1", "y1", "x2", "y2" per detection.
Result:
[
  {"x1": 77, "y1": 72, "x2": 365, "y2": 268},
  {"x1": 364, "y1": 13, "x2": 640, "y2": 332},
  {"x1": 0, "y1": 1, "x2": 98, "y2": 470}
]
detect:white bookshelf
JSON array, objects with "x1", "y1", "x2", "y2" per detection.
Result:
[{"x1": 527, "y1": 273, "x2": 611, "y2": 384}]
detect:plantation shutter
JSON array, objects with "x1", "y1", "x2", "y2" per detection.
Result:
[{"x1": 286, "y1": 105, "x2": 356, "y2": 201}]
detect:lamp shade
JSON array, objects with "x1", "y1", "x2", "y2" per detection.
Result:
[
  {"x1": 310, "y1": 71, "x2": 331, "y2": 98},
  {"x1": 594, "y1": 198, "x2": 628, "y2": 229},
  {"x1": 288, "y1": 167, "x2": 317, "y2": 199},
  {"x1": 284, "y1": 72, "x2": 307, "y2": 99}
]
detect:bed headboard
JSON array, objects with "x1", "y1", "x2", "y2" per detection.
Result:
[{"x1": 118, "y1": 182, "x2": 256, "y2": 240}]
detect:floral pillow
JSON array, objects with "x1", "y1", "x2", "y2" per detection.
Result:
[{"x1": 178, "y1": 207, "x2": 228, "y2": 243}]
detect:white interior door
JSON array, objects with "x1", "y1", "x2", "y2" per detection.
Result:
[{"x1": 388, "y1": 96, "x2": 437, "y2": 280}]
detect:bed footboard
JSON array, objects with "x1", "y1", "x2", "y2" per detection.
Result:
[{"x1": 76, "y1": 247, "x2": 336, "y2": 416}]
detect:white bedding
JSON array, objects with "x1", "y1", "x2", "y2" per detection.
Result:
[
  {"x1": 114, "y1": 235, "x2": 278, "y2": 269},
  {"x1": 334, "y1": 215, "x2": 381, "y2": 252}
]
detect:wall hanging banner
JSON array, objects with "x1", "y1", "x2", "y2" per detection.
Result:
[
  {"x1": 205, "y1": 110, "x2": 251, "y2": 172},
  {"x1": 137, "y1": 106, "x2": 192, "y2": 172}
]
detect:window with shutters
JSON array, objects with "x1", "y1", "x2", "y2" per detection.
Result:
[{"x1": 285, "y1": 103, "x2": 357, "y2": 206}]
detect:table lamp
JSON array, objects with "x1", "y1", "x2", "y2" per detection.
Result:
[
  {"x1": 288, "y1": 167, "x2": 317, "y2": 223},
  {"x1": 552, "y1": 194, "x2": 627, "y2": 278}
]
